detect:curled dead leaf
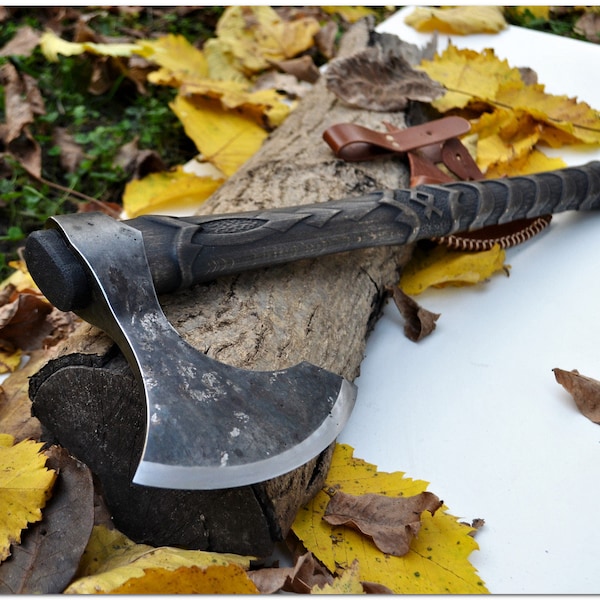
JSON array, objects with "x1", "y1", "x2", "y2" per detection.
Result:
[
  {"x1": 248, "y1": 552, "x2": 333, "y2": 594},
  {"x1": 270, "y1": 54, "x2": 320, "y2": 84},
  {"x1": 325, "y1": 46, "x2": 445, "y2": 111},
  {"x1": 387, "y1": 285, "x2": 440, "y2": 342},
  {"x1": 0, "y1": 25, "x2": 40, "y2": 58},
  {"x1": 323, "y1": 490, "x2": 443, "y2": 557},
  {"x1": 574, "y1": 11, "x2": 600, "y2": 44},
  {"x1": 553, "y1": 368, "x2": 600, "y2": 424}
]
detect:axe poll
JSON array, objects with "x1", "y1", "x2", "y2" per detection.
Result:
[{"x1": 24, "y1": 161, "x2": 600, "y2": 490}]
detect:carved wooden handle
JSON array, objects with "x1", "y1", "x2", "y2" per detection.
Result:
[
  {"x1": 129, "y1": 161, "x2": 600, "y2": 293},
  {"x1": 24, "y1": 161, "x2": 600, "y2": 311}
]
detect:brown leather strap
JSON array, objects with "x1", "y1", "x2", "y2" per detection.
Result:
[
  {"x1": 322, "y1": 116, "x2": 471, "y2": 162},
  {"x1": 407, "y1": 138, "x2": 484, "y2": 186},
  {"x1": 407, "y1": 150, "x2": 454, "y2": 186},
  {"x1": 323, "y1": 117, "x2": 552, "y2": 250},
  {"x1": 440, "y1": 137, "x2": 483, "y2": 182}
]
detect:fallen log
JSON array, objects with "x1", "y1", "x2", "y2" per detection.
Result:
[{"x1": 30, "y1": 18, "x2": 419, "y2": 557}]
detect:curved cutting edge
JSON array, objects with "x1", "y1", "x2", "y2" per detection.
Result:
[{"x1": 132, "y1": 377, "x2": 357, "y2": 490}]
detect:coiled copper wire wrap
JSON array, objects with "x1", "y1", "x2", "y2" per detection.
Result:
[{"x1": 435, "y1": 215, "x2": 553, "y2": 251}]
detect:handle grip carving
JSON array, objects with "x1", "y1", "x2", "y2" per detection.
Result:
[
  {"x1": 129, "y1": 161, "x2": 600, "y2": 292},
  {"x1": 25, "y1": 161, "x2": 600, "y2": 311}
]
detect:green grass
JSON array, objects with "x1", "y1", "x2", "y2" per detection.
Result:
[
  {"x1": 0, "y1": 9, "x2": 211, "y2": 277},
  {"x1": 503, "y1": 7, "x2": 588, "y2": 41}
]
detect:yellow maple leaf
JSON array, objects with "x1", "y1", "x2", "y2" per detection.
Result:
[
  {"x1": 420, "y1": 44, "x2": 600, "y2": 147},
  {"x1": 509, "y1": 6, "x2": 551, "y2": 20},
  {"x1": 485, "y1": 148, "x2": 566, "y2": 179},
  {"x1": 495, "y1": 81, "x2": 600, "y2": 145},
  {"x1": 178, "y1": 80, "x2": 291, "y2": 129},
  {"x1": 212, "y1": 6, "x2": 320, "y2": 75},
  {"x1": 65, "y1": 525, "x2": 252, "y2": 593},
  {"x1": 203, "y1": 38, "x2": 252, "y2": 84},
  {"x1": 108, "y1": 564, "x2": 259, "y2": 594},
  {"x1": 420, "y1": 44, "x2": 523, "y2": 112},
  {"x1": 292, "y1": 444, "x2": 487, "y2": 594},
  {"x1": 405, "y1": 6, "x2": 507, "y2": 35},
  {"x1": 136, "y1": 34, "x2": 209, "y2": 86},
  {"x1": 170, "y1": 94, "x2": 268, "y2": 177},
  {"x1": 399, "y1": 244, "x2": 508, "y2": 296},
  {"x1": 39, "y1": 31, "x2": 140, "y2": 62},
  {"x1": 321, "y1": 6, "x2": 378, "y2": 23},
  {"x1": 1, "y1": 260, "x2": 40, "y2": 294},
  {"x1": 122, "y1": 166, "x2": 224, "y2": 218},
  {"x1": 0, "y1": 349, "x2": 22, "y2": 375},
  {"x1": 312, "y1": 560, "x2": 364, "y2": 594},
  {"x1": 0, "y1": 434, "x2": 57, "y2": 561},
  {"x1": 471, "y1": 108, "x2": 542, "y2": 172}
]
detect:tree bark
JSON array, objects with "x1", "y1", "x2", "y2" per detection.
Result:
[{"x1": 30, "y1": 19, "x2": 418, "y2": 557}]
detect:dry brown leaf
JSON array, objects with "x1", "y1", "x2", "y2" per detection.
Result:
[
  {"x1": 248, "y1": 552, "x2": 333, "y2": 594},
  {"x1": 362, "y1": 580, "x2": 395, "y2": 593},
  {"x1": 0, "y1": 63, "x2": 44, "y2": 140},
  {"x1": 0, "y1": 350, "x2": 48, "y2": 441},
  {"x1": 0, "y1": 25, "x2": 40, "y2": 57},
  {"x1": 270, "y1": 54, "x2": 320, "y2": 84},
  {"x1": 113, "y1": 137, "x2": 166, "y2": 180},
  {"x1": 323, "y1": 490, "x2": 443, "y2": 557},
  {"x1": 293, "y1": 444, "x2": 486, "y2": 593},
  {"x1": 314, "y1": 20, "x2": 338, "y2": 60},
  {"x1": 326, "y1": 46, "x2": 444, "y2": 111},
  {"x1": 0, "y1": 294, "x2": 53, "y2": 353},
  {"x1": 574, "y1": 11, "x2": 600, "y2": 43},
  {"x1": 0, "y1": 62, "x2": 44, "y2": 176},
  {"x1": 52, "y1": 127, "x2": 84, "y2": 173},
  {"x1": 0, "y1": 446, "x2": 94, "y2": 593},
  {"x1": 387, "y1": 285, "x2": 440, "y2": 342},
  {"x1": 553, "y1": 368, "x2": 600, "y2": 424},
  {"x1": 0, "y1": 274, "x2": 76, "y2": 359}
]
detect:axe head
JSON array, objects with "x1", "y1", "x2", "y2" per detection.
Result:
[{"x1": 25, "y1": 213, "x2": 356, "y2": 490}]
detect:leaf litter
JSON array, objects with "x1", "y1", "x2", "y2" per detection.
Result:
[
  {"x1": 2, "y1": 5, "x2": 600, "y2": 594},
  {"x1": 292, "y1": 444, "x2": 487, "y2": 594}
]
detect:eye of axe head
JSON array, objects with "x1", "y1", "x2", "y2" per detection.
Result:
[{"x1": 26, "y1": 213, "x2": 356, "y2": 490}]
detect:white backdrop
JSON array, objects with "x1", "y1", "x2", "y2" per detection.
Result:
[{"x1": 338, "y1": 7, "x2": 600, "y2": 594}]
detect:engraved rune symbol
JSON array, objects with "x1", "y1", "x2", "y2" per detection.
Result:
[{"x1": 410, "y1": 189, "x2": 443, "y2": 220}]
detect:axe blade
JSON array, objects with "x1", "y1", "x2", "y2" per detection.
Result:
[
  {"x1": 28, "y1": 213, "x2": 356, "y2": 490},
  {"x1": 133, "y1": 360, "x2": 356, "y2": 490}
]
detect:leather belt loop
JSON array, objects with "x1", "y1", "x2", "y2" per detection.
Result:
[{"x1": 323, "y1": 116, "x2": 471, "y2": 162}]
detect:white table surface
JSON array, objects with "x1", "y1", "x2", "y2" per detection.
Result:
[{"x1": 336, "y1": 7, "x2": 600, "y2": 594}]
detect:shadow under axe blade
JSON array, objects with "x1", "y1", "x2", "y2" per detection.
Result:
[{"x1": 24, "y1": 161, "x2": 600, "y2": 490}]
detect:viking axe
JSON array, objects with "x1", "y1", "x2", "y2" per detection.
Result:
[{"x1": 24, "y1": 161, "x2": 600, "y2": 490}]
